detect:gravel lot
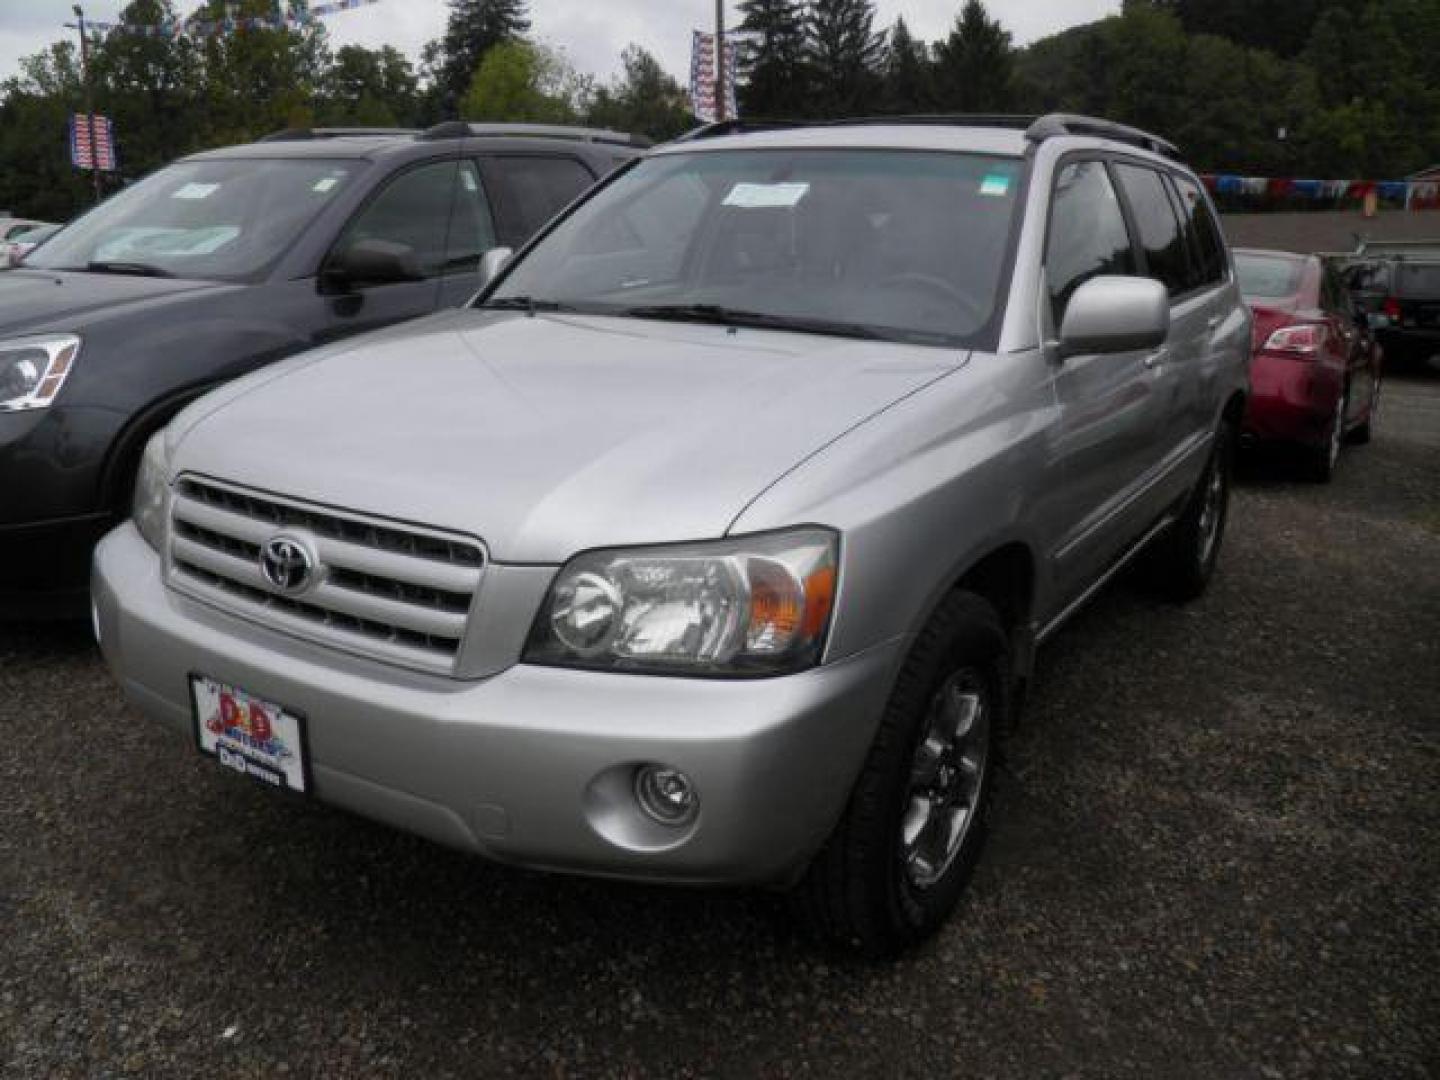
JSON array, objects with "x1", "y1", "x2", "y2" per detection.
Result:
[{"x1": 3, "y1": 377, "x2": 1437, "y2": 1079}]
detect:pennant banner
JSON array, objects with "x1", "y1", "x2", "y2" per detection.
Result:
[
  {"x1": 1201, "y1": 173, "x2": 1440, "y2": 209},
  {"x1": 690, "y1": 30, "x2": 739, "y2": 123},
  {"x1": 70, "y1": 113, "x2": 118, "y2": 171},
  {"x1": 82, "y1": 0, "x2": 383, "y2": 39}
]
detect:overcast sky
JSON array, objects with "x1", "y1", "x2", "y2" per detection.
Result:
[{"x1": 1, "y1": 1, "x2": 1122, "y2": 85}]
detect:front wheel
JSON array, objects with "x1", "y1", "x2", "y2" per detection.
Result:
[
  {"x1": 1146, "y1": 420, "x2": 1233, "y2": 601},
  {"x1": 794, "y1": 591, "x2": 1010, "y2": 957}
]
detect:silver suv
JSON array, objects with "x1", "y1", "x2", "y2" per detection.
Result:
[{"x1": 94, "y1": 115, "x2": 1249, "y2": 955}]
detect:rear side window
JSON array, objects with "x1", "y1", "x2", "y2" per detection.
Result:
[
  {"x1": 1114, "y1": 163, "x2": 1191, "y2": 297},
  {"x1": 1172, "y1": 175, "x2": 1226, "y2": 287},
  {"x1": 1046, "y1": 160, "x2": 1137, "y2": 324},
  {"x1": 487, "y1": 156, "x2": 596, "y2": 245},
  {"x1": 1397, "y1": 263, "x2": 1440, "y2": 297}
]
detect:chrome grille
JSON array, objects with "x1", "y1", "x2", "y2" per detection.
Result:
[{"x1": 167, "y1": 477, "x2": 485, "y2": 674}]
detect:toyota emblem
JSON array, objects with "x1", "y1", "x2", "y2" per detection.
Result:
[{"x1": 260, "y1": 535, "x2": 315, "y2": 594}]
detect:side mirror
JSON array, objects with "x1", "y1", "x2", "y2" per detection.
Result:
[
  {"x1": 322, "y1": 238, "x2": 423, "y2": 291},
  {"x1": 1057, "y1": 275, "x2": 1170, "y2": 358},
  {"x1": 478, "y1": 246, "x2": 514, "y2": 289}
]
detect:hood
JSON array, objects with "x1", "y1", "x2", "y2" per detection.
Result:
[
  {"x1": 173, "y1": 309, "x2": 963, "y2": 562},
  {"x1": 0, "y1": 267, "x2": 231, "y2": 335}
]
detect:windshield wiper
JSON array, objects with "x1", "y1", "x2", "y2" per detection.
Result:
[
  {"x1": 479, "y1": 296, "x2": 576, "y2": 315},
  {"x1": 617, "y1": 303, "x2": 890, "y2": 341},
  {"x1": 78, "y1": 260, "x2": 173, "y2": 278}
]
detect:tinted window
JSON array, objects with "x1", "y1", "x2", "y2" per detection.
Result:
[
  {"x1": 489, "y1": 149, "x2": 1026, "y2": 347},
  {"x1": 337, "y1": 160, "x2": 457, "y2": 278},
  {"x1": 488, "y1": 156, "x2": 595, "y2": 243},
  {"x1": 1172, "y1": 175, "x2": 1226, "y2": 287},
  {"x1": 1046, "y1": 160, "x2": 1136, "y2": 324},
  {"x1": 1114, "y1": 163, "x2": 1191, "y2": 296},
  {"x1": 1396, "y1": 263, "x2": 1440, "y2": 297},
  {"x1": 28, "y1": 158, "x2": 357, "y2": 281},
  {"x1": 1234, "y1": 252, "x2": 1305, "y2": 299},
  {"x1": 443, "y1": 161, "x2": 498, "y2": 275}
]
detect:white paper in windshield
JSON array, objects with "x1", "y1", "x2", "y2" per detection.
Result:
[
  {"x1": 172, "y1": 182, "x2": 220, "y2": 200},
  {"x1": 723, "y1": 181, "x2": 810, "y2": 208}
]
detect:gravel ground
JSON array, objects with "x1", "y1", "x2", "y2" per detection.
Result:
[{"x1": 2, "y1": 378, "x2": 1437, "y2": 1079}]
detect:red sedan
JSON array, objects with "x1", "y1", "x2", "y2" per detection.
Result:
[{"x1": 1233, "y1": 248, "x2": 1382, "y2": 481}]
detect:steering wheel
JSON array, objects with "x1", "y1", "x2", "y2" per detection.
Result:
[{"x1": 873, "y1": 272, "x2": 985, "y2": 326}]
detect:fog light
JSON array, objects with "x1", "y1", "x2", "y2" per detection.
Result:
[{"x1": 634, "y1": 765, "x2": 698, "y2": 826}]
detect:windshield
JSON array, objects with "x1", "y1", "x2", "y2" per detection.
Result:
[
  {"x1": 1234, "y1": 252, "x2": 1305, "y2": 299},
  {"x1": 29, "y1": 157, "x2": 359, "y2": 281},
  {"x1": 485, "y1": 148, "x2": 1026, "y2": 347}
]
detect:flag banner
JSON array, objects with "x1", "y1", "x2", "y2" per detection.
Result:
[
  {"x1": 82, "y1": 0, "x2": 383, "y2": 38},
  {"x1": 690, "y1": 30, "x2": 739, "y2": 123},
  {"x1": 69, "y1": 113, "x2": 118, "y2": 172},
  {"x1": 1200, "y1": 172, "x2": 1439, "y2": 207}
]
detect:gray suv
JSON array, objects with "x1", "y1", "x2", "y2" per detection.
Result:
[{"x1": 94, "y1": 115, "x2": 1250, "y2": 955}]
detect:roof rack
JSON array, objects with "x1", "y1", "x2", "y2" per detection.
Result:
[
  {"x1": 419, "y1": 122, "x2": 650, "y2": 148},
  {"x1": 1024, "y1": 113, "x2": 1179, "y2": 158},
  {"x1": 676, "y1": 112, "x2": 1180, "y2": 158},
  {"x1": 257, "y1": 127, "x2": 418, "y2": 142}
]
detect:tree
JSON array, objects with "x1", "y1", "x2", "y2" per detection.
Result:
[
  {"x1": 880, "y1": 17, "x2": 932, "y2": 114},
  {"x1": 736, "y1": 0, "x2": 811, "y2": 118},
  {"x1": 586, "y1": 46, "x2": 691, "y2": 142},
  {"x1": 805, "y1": 0, "x2": 886, "y2": 118},
  {"x1": 320, "y1": 45, "x2": 419, "y2": 127},
  {"x1": 459, "y1": 40, "x2": 583, "y2": 124},
  {"x1": 933, "y1": 0, "x2": 1014, "y2": 113},
  {"x1": 428, "y1": 0, "x2": 530, "y2": 120}
]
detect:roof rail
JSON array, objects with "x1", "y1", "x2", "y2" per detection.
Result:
[
  {"x1": 419, "y1": 122, "x2": 651, "y2": 148},
  {"x1": 675, "y1": 113, "x2": 1179, "y2": 157},
  {"x1": 1024, "y1": 113, "x2": 1179, "y2": 158},
  {"x1": 257, "y1": 127, "x2": 418, "y2": 142}
]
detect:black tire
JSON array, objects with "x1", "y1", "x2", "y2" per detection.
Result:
[
  {"x1": 1147, "y1": 420, "x2": 1233, "y2": 601},
  {"x1": 1306, "y1": 385, "x2": 1347, "y2": 483},
  {"x1": 794, "y1": 591, "x2": 1010, "y2": 958},
  {"x1": 1348, "y1": 377, "x2": 1379, "y2": 445}
]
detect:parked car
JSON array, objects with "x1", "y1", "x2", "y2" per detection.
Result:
[
  {"x1": 1341, "y1": 248, "x2": 1440, "y2": 370},
  {"x1": 94, "y1": 114, "x2": 1250, "y2": 956},
  {"x1": 1, "y1": 123, "x2": 644, "y2": 617},
  {"x1": 1233, "y1": 248, "x2": 1381, "y2": 480},
  {"x1": 1, "y1": 222, "x2": 60, "y2": 267},
  {"x1": 0, "y1": 216, "x2": 46, "y2": 242}
]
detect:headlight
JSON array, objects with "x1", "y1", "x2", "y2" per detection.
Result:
[
  {"x1": 132, "y1": 432, "x2": 170, "y2": 552},
  {"x1": 0, "y1": 334, "x2": 80, "y2": 411},
  {"x1": 524, "y1": 528, "x2": 838, "y2": 676}
]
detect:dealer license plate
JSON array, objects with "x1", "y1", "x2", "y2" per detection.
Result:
[{"x1": 190, "y1": 675, "x2": 310, "y2": 795}]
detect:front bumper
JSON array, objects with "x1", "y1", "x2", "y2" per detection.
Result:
[
  {"x1": 0, "y1": 510, "x2": 114, "y2": 618},
  {"x1": 94, "y1": 523, "x2": 903, "y2": 886}
]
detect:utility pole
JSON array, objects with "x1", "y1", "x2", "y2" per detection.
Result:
[
  {"x1": 714, "y1": 0, "x2": 726, "y2": 122},
  {"x1": 65, "y1": 4, "x2": 103, "y2": 203}
]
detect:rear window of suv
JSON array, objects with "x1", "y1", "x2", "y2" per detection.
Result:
[
  {"x1": 1234, "y1": 252, "x2": 1304, "y2": 299},
  {"x1": 1396, "y1": 263, "x2": 1440, "y2": 297}
]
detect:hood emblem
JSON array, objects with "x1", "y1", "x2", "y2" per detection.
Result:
[{"x1": 260, "y1": 535, "x2": 316, "y2": 595}]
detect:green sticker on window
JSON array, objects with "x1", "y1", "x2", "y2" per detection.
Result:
[{"x1": 979, "y1": 174, "x2": 1011, "y2": 197}]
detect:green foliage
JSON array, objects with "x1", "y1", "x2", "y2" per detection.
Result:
[
  {"x1": 880, "y1": 18, "x2": 932, "y2": 114},
  {"x1": 429, "y1": 0, "x2": 530, "y2": 119},
  {"x1": 459, "y1": 40, "x2": 582, "y2": 124},
  {"x1": 585, "y1": 46, "x2": 692, "y2": 143},
  {"x1": 933, "y1": 0, "x2": 1013, "y2": 113},
  {"x1": 320, "y1": 45, "x2": 420, "y2": 127},
  {"x1": 805, "y1": 0, "x2": 886, "y2": 117},
  {"x1": 737, "y1": 0, "x2": 812, "y2": 119}
]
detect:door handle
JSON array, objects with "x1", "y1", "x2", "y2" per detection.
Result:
[
  {"x1": 1206, "y1": 314, "x2": 1221, "y2": 331},
  {"x1": 1143, "y1": 347, "x2": 1169, "y2": 369}
]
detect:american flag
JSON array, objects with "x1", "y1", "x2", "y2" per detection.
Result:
[
  {"x1": 690, "y1": 31, "x2": 739, "y2": 123},
  {"x1": 70, "y1": 114, "x2": 117, "y2": 172}
]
